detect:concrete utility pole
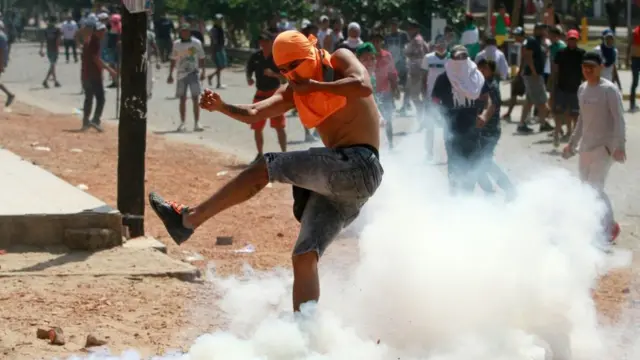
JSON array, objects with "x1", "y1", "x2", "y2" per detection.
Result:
[
  {"x1": 486, "y1": 0, "x2": 494, "y2": 35},
  {"x1": 117, "y1": 6, "x2": 148, "y2": 237}
]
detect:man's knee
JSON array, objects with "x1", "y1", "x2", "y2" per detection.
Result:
[{"x1": 246, "y1": 156, "x2": 269, "y2": 182}]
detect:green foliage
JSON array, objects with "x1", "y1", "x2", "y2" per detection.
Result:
[
  {"x1": 322, "y1": 0, "x2": 465, "y2": 29},
  {"x1": 165, "y1": 0, "x2": 313, "y2": 28}
]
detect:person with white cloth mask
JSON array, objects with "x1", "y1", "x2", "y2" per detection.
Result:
[
  {"x1": 337, "y1": 22, "x2": 363, "y2": 52},
  {"x1": 563, "y1": 52, "x2": 626, "y2": 244},
  {"x1": 475, "y1": 36, "x2": 509, "y2": 80},
  {"x1": 431, "y1": 45, "x2": 490, "y2": 194}
]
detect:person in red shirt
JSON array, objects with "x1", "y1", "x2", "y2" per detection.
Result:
[
  {"x1": 371, "y1": 33, "x2": 399, "y2": 148},
  {"x1": 80, "y1": 22, "x2": 116, "y2": 132}
]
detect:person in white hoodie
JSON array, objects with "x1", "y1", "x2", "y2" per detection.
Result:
[
  {"x1": 563, "y1": 52, "x2": 626, "y2": 244},
  {"x1": 431, "y1": 45, "x2": 490, "y2": 194}
]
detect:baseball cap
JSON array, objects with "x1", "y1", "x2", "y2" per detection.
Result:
[
  {"x1": 567, "y1": 29, "x2": 579, "y2": 39},
  {"x1": 319, "y1": 15, "x2": 329, "y2": 22},
  {"x1": 179, "y1": 23, "x2": 190, "y2": 30},
  {"x1": 602, "y1": 29, "x2": 614, "y2": 38},
  {"x1": 215, "y1": 13, "x2": 224, "y2": 20},
  {"x1": 451, "y1": 45, "x2": 468, "y2": 57},
  {"x1": 97, "y1": 12, "x2": 109, "y2": 20},
  {"x1": 582, "y1": 51, "x2": 602, "y2": 65},
  {"x1": 95, "y1": 22, "x2": 107, "y2": 31},
  {"x1": 512, "y1": 26, "x2": 525, "y2": 36}
]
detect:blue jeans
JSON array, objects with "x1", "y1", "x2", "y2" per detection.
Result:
[
  {"x1": 82, "y1": 78, "x2": 105, "y2": 125},
  {"x1": 476, "y1": 131, "x2": 514, "y2": 195},
  {"x1": 264, "y1": 146, "x2": 383, "y2": 257}
]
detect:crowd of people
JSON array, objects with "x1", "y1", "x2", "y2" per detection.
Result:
[{"x1": 0, "y1": 5, "x2": 628, "y2": 252}]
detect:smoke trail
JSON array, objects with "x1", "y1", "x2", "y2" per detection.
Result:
[{"x1": 69, "y1": 107, "x2": 635, "y2": 360}]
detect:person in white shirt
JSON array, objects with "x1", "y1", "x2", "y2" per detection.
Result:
[
  {"x1": 593, "y1": 29, "x2": 621, "y2": 88},
  {"x1": 475, "y1": 36, "x2": 509, "y2": 80},
  {"x1": 563, "y1": 52, "x2": 626, "y2": 244},
  {"x1": 316, "y1": 15, "x2": 330, "y2": 48},
  {"x1": 421, "y1": 35, "x2": 449, "y2": 161},
  {"x1": 61, "y1": 14, "x2": 78, "y2": 63},
  {"x1": 168, "y1": 24, "x2": 206, "y2": 132}
]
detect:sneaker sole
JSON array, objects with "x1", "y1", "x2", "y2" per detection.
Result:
[{"x1": 148, "y1": 192, "x2": 192, "y2": 245}]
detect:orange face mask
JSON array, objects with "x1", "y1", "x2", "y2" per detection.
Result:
[
  {"x1": 284, "y1": 59, "x2": 318, "y2": 81},
  {"x1": 273, "y1": 31, "x2": 347, "y2": 129}
]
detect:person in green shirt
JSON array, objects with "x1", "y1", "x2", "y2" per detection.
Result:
[
  {"x1": 548, "y1": 26, "x2": 566, "y2": 63},
  {"x1": 491, "y1": 3, "x2": 511, "y2": 48}
]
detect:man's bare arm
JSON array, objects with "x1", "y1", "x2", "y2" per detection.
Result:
[
  {"x1": 311, "y1": 48, "x2": 373, "y2": 97},
  {"x1": 216, "y1": 86, "x2": 295, "y2": 124}
]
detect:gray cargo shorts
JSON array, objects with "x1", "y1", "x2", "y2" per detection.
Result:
[
  {"x1": 523, "y1": 75, "x2": 548, "y2": 105},
  {"x1": 264, "y1": 145, "x2": 384, "y2": 257},
  {"x1": 175, "y1": 71, "x2": 201, "y2": 98}
]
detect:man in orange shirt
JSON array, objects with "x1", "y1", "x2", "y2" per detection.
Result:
[{"x1": 149, "y1": 31, "x2": 383, "y2": 312}]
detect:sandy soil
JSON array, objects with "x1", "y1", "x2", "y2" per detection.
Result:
[{"x1": 0, "y1": 102, "x2": 633, "y2": 359}]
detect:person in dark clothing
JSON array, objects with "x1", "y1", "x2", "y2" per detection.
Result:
[
  {"x1": 551, "y1": 29, "x2": 585, "y2": 147},
  {"x1": 475, "y1": 59, "x2": 515, "y2": 199},
  {"x1": 245, "y1": 31, "x2": 287, "y2": 159},
  {"x1": 207, "y1": 14, "x2": 228, "y2": 89},
  {"x1": 518, "y1": 23, "x2": 552, "y2": 134},
  {"x1": 432, "y1": 45, "x2": 490, "y2": 194},
  {"x1": 39, "y1": 16, "x2": 62, "y2": 88},
  {"x1": 81, "y1": 23, "x2": 116, "y2": 132},
  {"x1": 154, "y1": 13, "x2": 175, "y2": 62}
]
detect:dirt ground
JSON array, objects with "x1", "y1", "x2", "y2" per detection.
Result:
[{"x1": 0, "y1": 102, "x2": 634, "y2": 359}]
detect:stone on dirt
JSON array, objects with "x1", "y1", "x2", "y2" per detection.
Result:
[
  {"x1": 85, "y1": 334, "x2": 107, "y2": 347},
  {"x1": 37, "y1": 327, "x2": 65, "y2": 345}
]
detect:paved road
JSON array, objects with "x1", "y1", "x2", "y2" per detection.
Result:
[{"x1": 2, "y1": 43, "x2": 640, "y2": 250}]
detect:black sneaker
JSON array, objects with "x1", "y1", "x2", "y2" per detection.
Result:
[
  {"x1": 42, "y1": 81, "x2": 49, "y2": 89},
  {"x1": 89, "y1": 122, "x2": 104, "y2": 132},
  {"x1": 539, "y1": 122, "x2": 554, "y2": 132},
  {"x1": 5, "y1": 94, "x2": 14, "y2": 107},
  {"x1": 517, "y1": 124, "x2": 533, "y2": 134},
  {"x1": 148, "y1": 192, "x2": 194, "y2": 245}
]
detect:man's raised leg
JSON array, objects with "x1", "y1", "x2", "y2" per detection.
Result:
[{"x1": 149, "y1": 157, "x2": 269, "y2": 244}]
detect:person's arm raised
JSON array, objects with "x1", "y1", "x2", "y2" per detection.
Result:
[
  {"x1": 200, "y1": 86, "x2": 295, "y2": 125},
  {"x1": 306, "y1": 48, "x2": 373, "y2": 97}
]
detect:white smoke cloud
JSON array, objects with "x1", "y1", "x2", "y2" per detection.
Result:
[{"x1": 69, "y1": 113, "x2": 636, "y2": 360}]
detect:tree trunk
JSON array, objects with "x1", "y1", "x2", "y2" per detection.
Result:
[
  {"x1": 511, "y1": 0, "x2": 522, "y2": 29},
  {"x1": 117, "y1": 8, "x2": 148, "y2": 238}
]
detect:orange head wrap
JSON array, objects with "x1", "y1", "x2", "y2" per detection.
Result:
[{"x1": 272, "y1": 31, "x2": 347, "y2": 129}]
